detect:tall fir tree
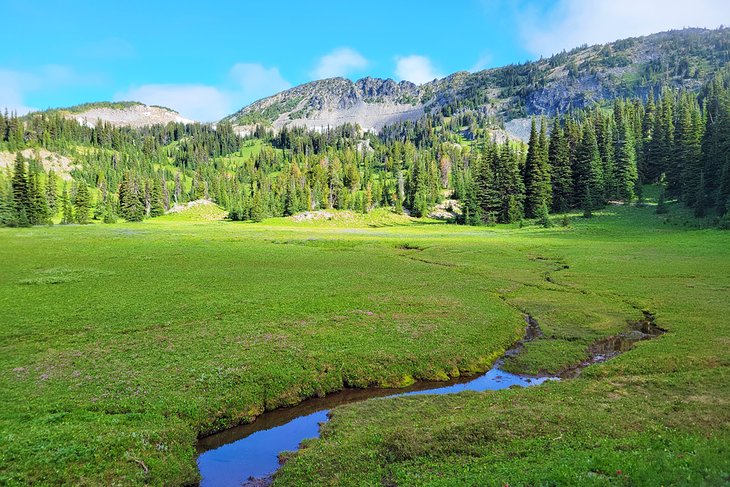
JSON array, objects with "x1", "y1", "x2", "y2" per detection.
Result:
[
  {"x1": 614, "y1": 110, "x2": 639, "y2": 202},
  {"x1": 0, "y1": 170, "x2": 15, "y2": 226},
  {"x1": 149, "y1": 178, "x2": 165, "y2": 217},
  {"x1": 61, "y1": 182, "x2": 73, "y2": 224},
  {"x1": 45, "y1": 170, "x2": 57, "y2": 217},
  {"x1": 573, "y1": 123, "x2": 604, "y2": 209},
  {"x1": 524, "y1": 118, "x2": 551, "y2": 217},
  {"x1": 548, "y1": 118, "x2": 572, "y2": 212},
  {"x1": 74, "y1": 182, "x2": 92, "y2": 224},
  {"x1": 11, "y1": 153, "x2": 30, "y2": 227}
]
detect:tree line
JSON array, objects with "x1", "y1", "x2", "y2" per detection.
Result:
[{"x1": 0, "y1": 68, "x2": 728, "y2": 227}]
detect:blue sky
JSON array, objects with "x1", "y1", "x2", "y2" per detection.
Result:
[{"x1": 1, "y1": 0, "x2": 728, "y2": 121}]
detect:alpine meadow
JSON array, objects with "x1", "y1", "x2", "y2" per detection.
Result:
[{"x1": 1, "y1": 4, "x2": 729, "y2": 486}]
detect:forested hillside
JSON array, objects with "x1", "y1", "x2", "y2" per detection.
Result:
[{"x1": 1, "y1": 30, "x2": 729, "y2": 230}]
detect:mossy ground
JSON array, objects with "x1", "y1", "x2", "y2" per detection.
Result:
[{"x1": 0, "y1": 197, "x2": 728, "y2": 485}]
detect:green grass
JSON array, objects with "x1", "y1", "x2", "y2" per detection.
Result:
[
  {"x1": 274, "y1": 208, "x2": 730, "y2": 486},
  {"x1": 214, "y1": 139, "x2": 284, "y2": 170},
  {"x1": 0, "y1": 202, "x2": 728, "y2": 485}
]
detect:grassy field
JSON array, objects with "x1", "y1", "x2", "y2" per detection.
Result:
[{"x1": 1, "y1": 201, "x2": 729, "y2": 485}]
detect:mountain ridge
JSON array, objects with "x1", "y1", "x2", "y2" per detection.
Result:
[
  {"x1": 21, "y1": 27, "x2": 730, "y2": 134},
  {"x1": 225, "y1": 27, "x2": 730, "y2": 134}
]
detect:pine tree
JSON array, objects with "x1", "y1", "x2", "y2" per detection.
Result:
[
  {"x1": 74, "y1": 182, "x2": 92, "y2": 224},
  {"x1": 573, "y1": 123, "x2": 603, "y2": 210},
  {"x1": 614, "y1": 114, "x2": 638, "y2": 202},
  {"x1": 675, "y1": 95, "x2": 703, "y2": 204},
  {"x1": 656, "y1": 186, "x2": 668, "y2": 214},
  {"x1": 46, "y1": 170, "x2": 57, "y2": 216},
  {"x1": 118, "y1": 172, "x2": 145, "y2": 222},
  {"x1": 460, "y1": 171, "x2": 481, "y2": 225},
  {"x1": 11, "y1": 153, "x2": 30, "y2": 227},
  {"x1": 717, "y1": 160, "x2": 730, "y2": 217},
  {"x1": 0, "y1": 172, "x2": 15, "y2": 226},
  {"x1": 524, "y1": 118, "x2": 551, "y2": 217},
  {"x1": 548, "y1": 118, "x2": 572, "y2": 212},
  {"x1": 394, "y1": 195, "x2": 403, "y2": 214},
  {"x1": 174, "y1": 172, "x2": 182, "y2": 203},
  {"x1": 694, "y1": 172, "x2": 709, "y2": 218},
  {"x1": 653, "y1": 91, "x2": 676, "y2": 191},
  {"x1": 474, "y1": 145, "x2": 500, "y2": 221},
  {"x1": 251, "y1": 190, "x2": 265, "y2": 222},
  {"x1": 582, "y1": 185, "x2": 593, "y2": 218},
  {"x1": 61, "y1": 182, "x2": 73, "y2": 224},
  {"x1": 596, "y1": 109, "x2": 615, "y2": 200},
  {"x1": 640, "y1": 90, "x2": 656, "y2": 182},
  {"x1": 496, "y1": 142, "x2": 525, "y2": 223},
  {"x1": 535, "y1": 202, "x2": 553, "y2": 227},
  {"x1": 149, "y1": 178, "x2": 165, "y2": 217},
  {"x1": 102, "y1": 194, "x2": 118, "y2": 224},
  {"x1": 28, "y1": 170, "x2": 50, "y2": 225}
]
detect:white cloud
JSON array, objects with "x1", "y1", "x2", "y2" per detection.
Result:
[
  {"x1": 469, "y1": 54, "x2": 493, "y2": 73},
  {"x1": 0, "y1": 66, "x2": 101, "y2": 115},
  {"x1": 394, "y1": 55, "x2": 443, "y2": 85},
  {"x1": 114, "y1": 84, "x2": 231, "y2": 122},
  {"x1": 114, "y1": 63, "x2": 292, "y2": 122},
  {"x1": 229, "y1": 63, "x2": 291, "y2": 99},
  {"x1": 310, "y1": 48, "x2": 369, "y2": 79},
  {"x1": 0, "y1": 69, "x2": 38, "y2": 114},
  {"x1": 519, "y1": 0, "x2": 730, "y2": 57}
]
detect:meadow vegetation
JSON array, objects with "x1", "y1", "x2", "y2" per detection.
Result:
[{"x1": 1, "y1": 196, "x2": 728, "y2": 485}]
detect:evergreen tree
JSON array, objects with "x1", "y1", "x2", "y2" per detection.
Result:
[
  {"x1": 524, "y1": 119, "x2": 551, "y2": 217},
  {"x1": 651, "y1": 91, "x2": 675, "y2": 188},
  {"x1": 548, "y1": 118, "x2": 572, "y2": 212},
  {"x1": 675, "y1": 95, "x2": 703, "y2": 204},
  {"x1": 61, "y1": 183, "x2": 73, "y2": 224},
  {"x1": 149, "y1": 179, "x2": 165, "y2": 217},
  {"x1": 102, "y1": 194, "x2": 118, "y2": 224},
  {"x1": 535, "y1": 202, "x2": 553, "y2": 227},
  {"x1": 174, "y1": 172, "x2": 183, "y2": 203},
  {"x1": 596, "y1": 109, "x2": 615, "y2": 200},
  {"x1": 574, "y1": 123, "x2": 603, "y2": 209},
  {"x1": 11, "y1": 153, "x2": 30, "y2": 227},
  {"x1": 582, "y1": 185, "x2": 593, "y2": 218},
  {"x1": 118, "y1": 172, "x2": 145, "y2": 222},
  {"x1": 28, "y1": 170, "x2": 50, "y2": 225},
  {"x1": 46, "y1": 170, "x2": 57, "y2": 216},
  {"x1": 74, "y1": 182, "x2": 92, "y2": 224},
  {"x1": 251, "y1": 190, "x2": 265, "y2": 222},
  {"x1": 694, "y1": 172, "x2": 709, "y2": 218},
  {"x1": 614, "y1": 114, "x2": 639, "y2": 202},
  {"x1": 0, "y1": 172, "x2": 15, "y2": 226},
  {"x1": 460, "y1": 171, "x2": 481, "y2": 225},
  {"x1": 474, "y1": 146, "x2": 500, "y2": 221},
  {"x1": 656, "y1": 185, "x2": 669, "y2": 214}
]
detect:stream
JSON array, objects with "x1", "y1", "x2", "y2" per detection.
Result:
[{"x1": 195, "y1": 314, "x2": 663, "y2": 487}]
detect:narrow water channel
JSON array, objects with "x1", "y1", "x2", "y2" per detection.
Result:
[
  {"x1": 195, "y1": 313, "x2": 663, "y2": 487},
  {"x1": 196, "y1": 366, "x2": 552, "y2": 486}
]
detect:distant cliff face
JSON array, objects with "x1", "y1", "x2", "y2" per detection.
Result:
[
  {"x1": 223, "y1": 77, "x2": 428, "y2": 132},
  {"x1": 224, "y1": 27, "x2": 730, "y2": 134}
]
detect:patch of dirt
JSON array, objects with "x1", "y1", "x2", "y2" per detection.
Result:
[
  {"x1": 0, "y1": 149, "x2": 75, "y2": 180},
  {"x1": 291, "y1": 210, "x2": 337, "y2": 222}
]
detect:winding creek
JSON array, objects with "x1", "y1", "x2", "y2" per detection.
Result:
[{"x1": 196, "y1": 314, "x2": 664, "y2": 487}]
